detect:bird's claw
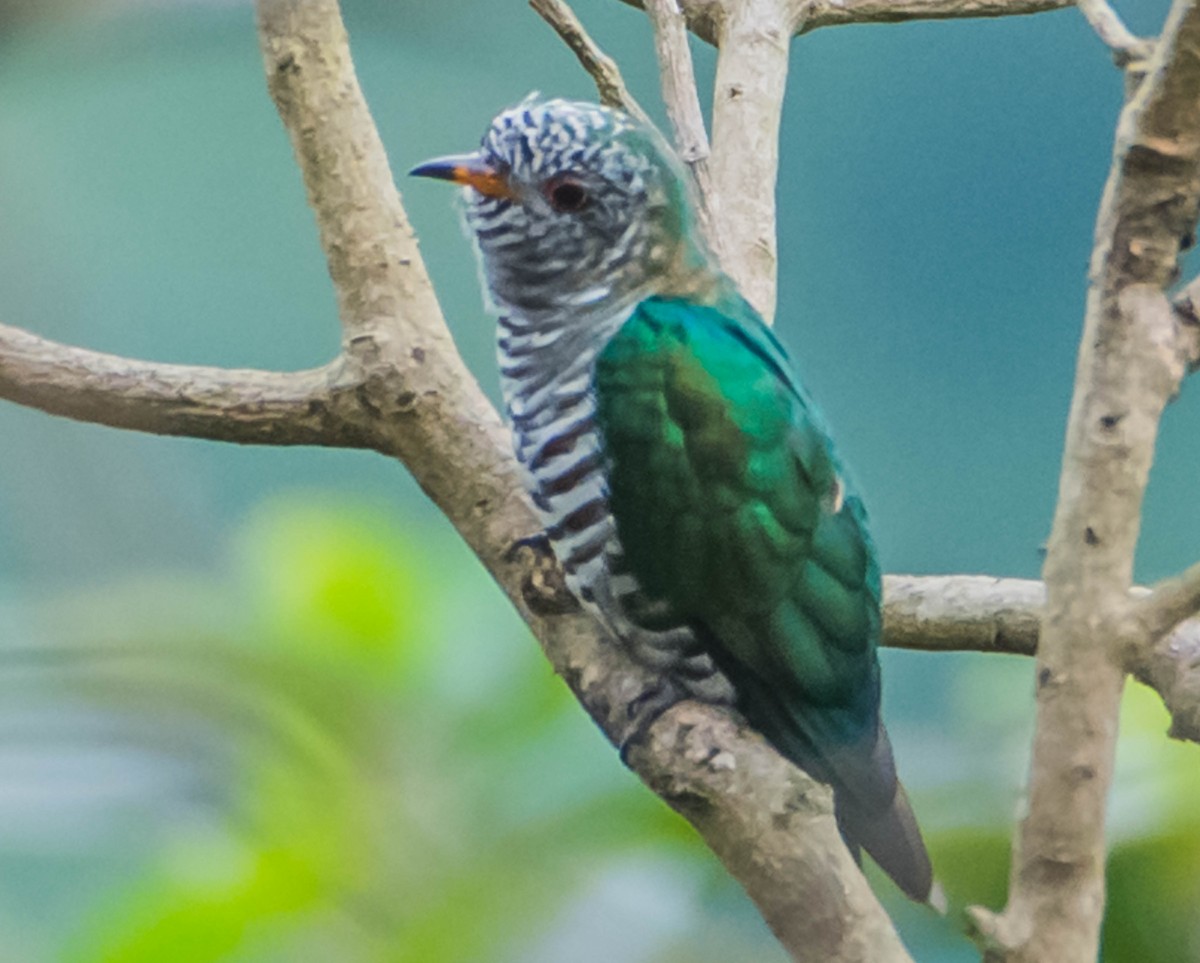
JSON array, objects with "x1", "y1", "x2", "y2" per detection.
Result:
[
  {"x1": 505, "y1": 530, "x2": 552, "y2": 562},
  {"x1": 618, "y1": 677, "x2": 686, "y2": 766}
]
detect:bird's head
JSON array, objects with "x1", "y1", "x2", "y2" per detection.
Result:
[{"x1": 411, "y1": 96, "x2": 706, "y2": 318}]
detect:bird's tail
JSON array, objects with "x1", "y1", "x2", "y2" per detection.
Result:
[{"x1": 837, "y1": 780, "x2": 936, "y2": 906}]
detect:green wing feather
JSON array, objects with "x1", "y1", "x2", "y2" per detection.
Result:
[{"x1": 594, "y1": 295, "x2": 931, "y2": 900}]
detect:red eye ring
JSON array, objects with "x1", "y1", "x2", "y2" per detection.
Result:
[{"x1": 545, "y1": 176, "x2": 589, "y2": 213}]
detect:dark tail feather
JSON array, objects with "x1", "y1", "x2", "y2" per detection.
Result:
[{"x1": 837, "y1": 781, "x2": 934, "y2": 904}]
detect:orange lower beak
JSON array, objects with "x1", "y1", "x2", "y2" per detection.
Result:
[{"x1": 409, "y1": 153, "x2": 516, "y2": 200}]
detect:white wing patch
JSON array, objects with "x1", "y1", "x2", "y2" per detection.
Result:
[{"x1": 830, "y1": 474, "x2": 846, "y2": 515}]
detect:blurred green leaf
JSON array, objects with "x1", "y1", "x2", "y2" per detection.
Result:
[
  {"x1": 1104, "y1": 829, "x2": 1200, "y2": 963},
  {"x1": 1114, "y1": 682, "x2": 1200, "y2": 835},
  {"x1": 66, "y1": 834, "x2": 326, "y2": 963},
  {"x1": 924, "y1": 828, "x2": 1010, "y2": 921},
  {"x1": 235, "y1": 496, "x2": 434, "y2": 687}
]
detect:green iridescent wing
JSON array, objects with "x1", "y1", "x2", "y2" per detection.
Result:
[{"x1": 594, "y1": 295, "x2": 930, "y2": 897}]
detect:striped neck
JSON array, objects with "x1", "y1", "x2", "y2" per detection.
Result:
[{"x1": 496, "y1": 298, "x2": 633, "y2": 418}]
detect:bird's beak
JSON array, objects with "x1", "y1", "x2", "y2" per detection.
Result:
[{"x1": 409, "y1": 152, "x2": 516, "y2": 200}]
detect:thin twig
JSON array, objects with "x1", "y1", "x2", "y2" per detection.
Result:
[
  {"x1": 642, "y1": 0, "x2": 723, "y2": 262},
  {"x1": 1076, "y1": 0, "x2": 1155, "y2": 66},
  {"x1": 529, "y1": 0, "x2": 652, "y2": 125}
]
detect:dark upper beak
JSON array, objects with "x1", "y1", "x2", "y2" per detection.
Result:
[{"x1": 409, "y1": 152, "x2": 516, "y2": 200}]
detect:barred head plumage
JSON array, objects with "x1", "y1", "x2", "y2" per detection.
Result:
[{"x1": 412, "y1": 96, "x2": 700, "y2": 318}]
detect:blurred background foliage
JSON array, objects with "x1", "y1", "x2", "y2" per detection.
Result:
[{"x1": 0, "y1": 0, "x2": 1197, "y2": 960}]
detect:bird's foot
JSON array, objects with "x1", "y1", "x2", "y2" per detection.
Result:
[
  {"x1": 506, "y1": 530, "x2": 579, "y2": 616},
  {"x1": 618, "y1": 676, "x2": 687, "y2": 767},
  {"x1": 504, "y1": 530, "x2": 552, "y2": 562}
]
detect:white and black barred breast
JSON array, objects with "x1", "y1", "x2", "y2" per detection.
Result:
[{"x1": 497, "y1": 308, "x2": 732, "y2": 701}]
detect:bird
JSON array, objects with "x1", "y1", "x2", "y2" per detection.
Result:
[{"x1": 411, "y1": 95, "x2": 933, "y2": 903}]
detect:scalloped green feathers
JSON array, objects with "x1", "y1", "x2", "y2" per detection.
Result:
[{"x1": 594, "y1": 296, "x2": 932, "y2": 901}]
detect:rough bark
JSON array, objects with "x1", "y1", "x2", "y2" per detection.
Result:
[{"x1": 965, "y1": 3, "x2": 1200, "y2": 960}]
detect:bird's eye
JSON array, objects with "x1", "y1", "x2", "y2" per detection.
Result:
[{"x1": 546, "y1": 177, "x2": 589, "y2": 213}]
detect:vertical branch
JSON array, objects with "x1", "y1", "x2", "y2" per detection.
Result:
[
  {"x1": 968, "y1": 3, "x2": 1200, "y2": 960},
  {"x1": 709, "y1": 0, "x2": 795, "y2": 321},
  {"x1": 643, "y1": 0, "x2": 724, "y2": 261}
]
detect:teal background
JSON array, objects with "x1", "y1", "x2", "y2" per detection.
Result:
[{"x1": 0, "y1": 0, "x2": 1197, "y2": 960}]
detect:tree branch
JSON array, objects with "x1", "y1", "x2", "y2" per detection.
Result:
[
  {"x1": 880, "y1": 574, "x2": 1200, "y2": 744},
  {"x1": 707, "y1": 0, "x2": 793, "y2": 320},
  {"x1": 529, "y1": 0, "x2": 653, "y2": 124},
  {"x1": 616, "y1": 0, "x2": 1073, "y2": 46},
  {"x1": 1128, "y1": 560, "x2": 1200, "y2": 651},
  {"x1": 882, "y1": 574, "x2": 1042, "y2": 657},
  {"x1": 642, "y1": 0, "x2": 724, "y2": 261},
  {"x1": 0, "y1": 323, "x2": 364, "y2": 446},
  {"x1": 793, "y1": 0, "x2": 1075, "y2": 33},
  {"x1": 630, "y1": 703, "x2": 914, "y2": 961},
  {"x1": 1136, "y1": 613, "x2": 1200, "y2": 742},
  {"x1": 1076, "y1": 0, "x2": 1154, "y2": 66},
  {"x1": 964, "y1": 3, "x2": 1200, "y2": 959},
  {"x1": 1169, "y1": 270, "x2": 1200, "y2": 369}
]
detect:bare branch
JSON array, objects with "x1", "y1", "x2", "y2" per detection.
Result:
[
  {"x1": 530, "y1": 0, "x2": 653, "y2": 124},
  {"x1": 794, "y1": 0, "x2": 1074, "y2": 32},
  {"x1": 642, "y1": 0, "x2": 723, "y2": 262},
  {"x1": 881, "y1": 574, "x2": 1200, "y2": 744},
  {"x1": 252, "y1": 0, "x2": 547, "y2": 582},
  {"x1": 972, "y1": 2, "x2": 1200, "y2": 959},
  {"x1": 882, "y1": 574, "x2": 1042, "y2": 657},
  {"x1": 0, "y1": 322, "x2": 362, "y2": 447},
  {"x1": 629, "y1": 703, "x2": 914, "y2": 961},
  {"x1": 616, "y1": 0, "x2": 1073, "y2": 44},
  {"x1": 1129, "y1": 560, "x2": 1200, "y2": 648},
  {"x1": 1137, "y1": 617, "x2": 1200, "y2": 742},
  {"x1": 1170, "y1": 271, "x2": 1200, "y2": 369},
  {"x1": 1076, "y1": 0, "x2": 1155, "y2": 66},
  {"x1": 708, "y1": 0, "x2": 793, "y2": 321}
]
